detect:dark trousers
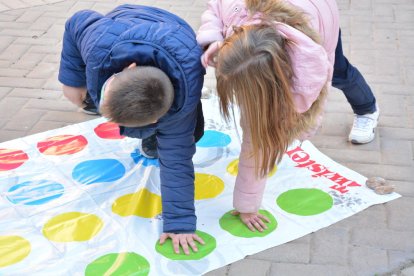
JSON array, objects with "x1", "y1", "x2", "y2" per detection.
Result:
[
  {"x1": 194, "y1": 101, "x2": 205, "y2": 143},
  {"x1": 142, "y1": 101, "x2": 204, "y2": 156},
  {"x1": 332, "y1": 30, "x2": 377, "y2": 115}
]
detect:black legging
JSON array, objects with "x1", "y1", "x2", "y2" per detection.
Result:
[{"x1": 194, "y1": 101, "x2": 205, "y2": 143}]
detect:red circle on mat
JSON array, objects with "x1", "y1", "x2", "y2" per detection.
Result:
[
  {"x1": 37, "y1": 135, "x2": 88, "y2": 155},
  {"x1": 0, "y1": 148, "x2": 29, "y2": 171},
  {"x1": 94, "y1": 122, "x2": 124, "y2": 140}
]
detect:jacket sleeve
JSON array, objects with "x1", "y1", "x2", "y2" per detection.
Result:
[
  {"x1": 157, "y1": 109, "x2": 198, "y2": 233},
  {"x1": 58, "y1": 10, "x2": 101, "y2": 87},
  {"x1": 196, "y1": 0, "x2": 225, "y2": 47},
  {"x1": 233, "y1": 115, "x2": 267, "y2": 213}
]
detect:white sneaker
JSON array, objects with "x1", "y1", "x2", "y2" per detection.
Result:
[{"x1": 348, "y1": 109, "x2": 380, "y2": 144}]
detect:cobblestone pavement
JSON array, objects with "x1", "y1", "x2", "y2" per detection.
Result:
[{"x1": 0, "y1": 0, "x2": 413, "y2": 275}]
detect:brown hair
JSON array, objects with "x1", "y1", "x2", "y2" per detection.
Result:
[
  {"x1": 216, "y1": 1, "x2": 327, "y2": 178},
  {"x1": 100, "y1": 66, "x2": 174, "y2": 127}
]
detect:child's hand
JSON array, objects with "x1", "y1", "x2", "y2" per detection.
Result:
[
  {"x1": 201, "y1": 41, "x2": 223, "y2": 68},
  {"x1": 159, "y1": 232, "x2": 205, "y2": 255},
  {"x1": 231, "y1": 210, "x2": 271, "y2": 232}
]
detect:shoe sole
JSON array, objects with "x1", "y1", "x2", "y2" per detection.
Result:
[
  {"x1": 349, "y1": 114, "x2": 379, "y2": 144},
  {"x1": 350, "y1": 136, "x2": 375, "y2": 144},
  {"x1": 349, "y1": 128, "x2": 376, "y2": 144},
  {"x1": 81, "y1": 109, "x2": 100, "y2": 115}
]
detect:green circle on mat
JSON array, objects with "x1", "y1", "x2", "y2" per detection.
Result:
[
  {"x1": 85, "y1": 252, "x2": 150, "y2": 276},
  {"x1": 155, "y1": 230, "x2": 216, "y2": 260},
  {"x1": 219, "y1": 209, "x2": 277, "y2": 238},
  {"x1": 277, "y1": 188, "x2": 333, "y2": 216}
]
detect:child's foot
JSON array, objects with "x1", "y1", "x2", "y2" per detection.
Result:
[
  {"x1": 81, "y1": 102, "x2": 99, "y2": 115},
  {"x1": 81, "y1": 96, "x2": 99, "y2": 115},
  {"x1": 139, "y1": 134, "x2": 158, "y2": 159},
  {"x1": 348, "y1": 108, "x2": 379, "y2": 144}
]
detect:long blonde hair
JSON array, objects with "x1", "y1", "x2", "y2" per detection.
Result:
[{"x1": 216, "y1": 0, "x2": 328, "y2": 178}]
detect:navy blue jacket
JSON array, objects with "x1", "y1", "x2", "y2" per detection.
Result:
[{"x1": 58, "y1": 5, "x2": 205, "y2": 233}]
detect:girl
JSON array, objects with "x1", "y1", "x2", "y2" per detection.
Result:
[{"x1": 197, "y1": 0, "x2": 339, "y2": 232}]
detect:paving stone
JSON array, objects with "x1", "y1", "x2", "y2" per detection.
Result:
[
  {"x1": 29, "y1": 16, "x2": 55, "y2": 31},
  {"x1": 0, "y1": 28, "x2": 44, "y2": 38},
  {"x1": 42, "y1": 54, "x2": 60, "y2": 64},
  {"x1": 0, "y1": 97, "x2": 29, "y2": 119},
  {"x1": 401, "y1": 264, "x2": 414, "y2": 276},
  {"x1": 346, "y1": 163, "x2": 414, "y2": 182},
  {"x1": 386, "y1": 197, "x2": 414, "y2": 231},
  {"x1": 381, "y1": 139, "x2": 414, "y2": 166},
  {"x1": 312, "y1": 134, "x2": 381, "y2": 152},
  {"x1": 249, "y1": 241, "x2": 310, "y2": 263},
  {"x1": 9, "y1": 88, "x2": 61, "y2": 99},
  {"x1": 227, "y1": 259, "x2": 271, "y2": 276},
  {"x1": 319, "y1": 114, "x2": 350, "y2": 137},
  {"x1": 0, "y1": 68, "x2": 29, "y2": 77},
  {"x1": 379, "y1": 127, "x2": 414, "y2": 140},
  {"x1": 41, "y1": 110, "x2": 96, "y2": 123},
  {"x1": 270, "y1": 263, "x2": 349, "y2": 276},
  {"x1": 16, "y1": 10, "x2": 43, "y2": 23},
  {"x1": 28, "y1": 44, "x2": 60, "y2": 54},
  {"x1": 3, "y1": 108, "x2": 45, "y2": 131},
  {"x1": 352, "y1": 227, "x2": 414, "y2": 251},
  {"x1": 0, "y1": 76, "x2": 45, "y2": 88},
  {"x1": 0, "y1": 129, "x2": 27, "y2": 143},
  {"x1": 0, "y1": 43, "x2": 30, "y2": 62},
  {"x1": 0, "y1": 3, "x2": 8, "y2": 12},
  {"x1": 388, "y1": 180, "x2": 414, "y2": 198},
  {"x1": 204, "y1": 265, "x2": 229, "y2": 276},
  {"x1": 12, "y1": 52, "x2": 45, "y2": 70},
  {"x1": 310, "y1": 227, "x2": 348, "y2": 265},
  {"x1": 349, "y1": 245, "x2": 389, "y2": 276},
  {"x1": 2, "y1": 0, "x2": 28, "y2": 10},
  {"x1": 320, "y1": 148, "x2": 382, "y2": 164},
  {"x1": 26, "y1": 62, "x2": 58, "y2": 79},
  {"x1": 389, "y1": 251, "x2": 414, "y2": 274},
  {"x1": 14, "y1": 37, "x2": 60, "y2": 46},
  {"x1": 380, "y1": 115, "x2": 414, "y2": 129},
  {"x1": 27, "y1": 120, "x2": 73, "y2": 135},
  {"x1": 42, "y1": 76, "x2": 62, "y2": 90},
  {"x1": 0, "y1": 60, "x2": 11, "y2": 68},
  {"x1": 25, "y1": 98, "x2": 78, "y2": 112},
  {"x1": 0, "y1": 86, "x2": 12, "y2": 97},
  {"x1": 0, "y1": 36, "x2": 15, "y2": 53}
]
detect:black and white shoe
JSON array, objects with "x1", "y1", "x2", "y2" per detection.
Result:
[
  {"x1": 81, "y1": 94, "x2": 99, "y2": 115},
  {"x1": 139, "y1": 134, "x2": 159, "y2": 159}
]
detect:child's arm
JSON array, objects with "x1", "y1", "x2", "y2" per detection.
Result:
[
  {"x1": 156, "y1": 108, "x2": 205, "y2": 253},
  {"x1": 58, "y1": 10, "x2": 102, "y2": 101},
  {"x1": 233, "y1": 116, "x2": 271, "y2": 231},
  {"x1": 196, "y1": 0, "x2": 225, "y2": 48},
  {"x1": 197, "y1": 0, "x2": 226, "y2": 68},
  {"x1": 234, "y1": 123, "x2": 267, "y2": 213}
]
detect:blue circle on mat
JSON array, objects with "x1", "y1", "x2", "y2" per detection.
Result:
[
  {"x1": 196, "y1": 130, "x2": 231, "y2": 148},
  {"x1": 72, "y1": 159, "x2": 126, "y2": 185},
  {"x1": 131, "y1": 150, "x2": 159, "y2": 167},
  {"x1": 7, "y1": 180, "x2": 64, "y2": 205}
]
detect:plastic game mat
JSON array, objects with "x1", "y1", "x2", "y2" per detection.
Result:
[{"x1": 0, "y1": 97, "x2": 400, "y2": 275}]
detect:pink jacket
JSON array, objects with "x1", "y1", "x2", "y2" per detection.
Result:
[{"x1": 197, "y1": 0, "x2": 339, "y2": 213}]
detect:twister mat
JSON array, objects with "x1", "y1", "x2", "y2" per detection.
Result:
[{"x1": 0, "y1": 97, "x2": 400, "y2": 275}]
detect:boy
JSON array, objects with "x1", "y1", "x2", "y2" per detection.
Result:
[{"x1": 59, "y1": 4, "x2": 205, "y2": 254}]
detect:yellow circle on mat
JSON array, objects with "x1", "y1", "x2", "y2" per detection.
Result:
[
  {"x1": 226, "y1": 159, "x2": 277, "y2": 177},
  {"x1": 195, "y1": 173, "x2": 224, "y2": 200},
  {"x1": 42, "y1": 212, "x2": 103, "y2": 242},
  {"x1": 112, "y1": 188, "x2": 162, "y2": 218},
  {"x1": 0, "y1": 236, "x2": 31, "y2": 268}
]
